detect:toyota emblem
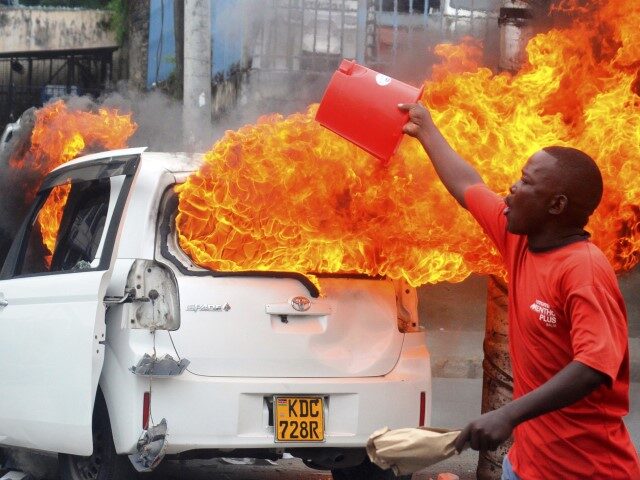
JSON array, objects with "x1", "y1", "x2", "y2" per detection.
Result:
[{"x1": 291, "y1": 296, "x2": 311, "y2": 312}]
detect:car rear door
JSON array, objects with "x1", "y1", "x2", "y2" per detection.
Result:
[{"x1": 0, "y1": 153, "x2": 140, "y2": 455}]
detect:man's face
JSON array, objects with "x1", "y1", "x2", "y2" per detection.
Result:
[{"x1": 504, "y1": 151, "x2": 560, "y2": 235}]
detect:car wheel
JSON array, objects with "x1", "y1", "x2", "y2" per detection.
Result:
[
  {"x1": 59, "y1": 390, "x2": 139, "y2": 480},
  {"x1": 331, "y1": 457, "x2": 412, "y2": 480},
  {"x1": 303, "y1": 459, "x2": 328, "y2": 470}
]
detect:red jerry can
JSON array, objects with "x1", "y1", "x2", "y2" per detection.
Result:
[{"x1": 315, "y1": 59, "x2": 424, "y2": 162}]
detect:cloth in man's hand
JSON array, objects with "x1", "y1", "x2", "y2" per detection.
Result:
[{"x1": 366, "y1": 426, "x2": 464, "y2": 476}]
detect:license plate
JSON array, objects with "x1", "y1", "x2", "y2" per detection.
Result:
[{"x1": 274, "y1": 396, "x2": 325, "y2": 442}]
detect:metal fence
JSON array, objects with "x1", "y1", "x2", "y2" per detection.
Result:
[
  {"x1": 250, "y1": 0, "x2": 362, "y2": 73},
  {"x1": 0, "y1": 49, "x2": 114, "y2": 128},
  {"x1": 249, "y1": 0, "x2": 502, "y2": 73}
]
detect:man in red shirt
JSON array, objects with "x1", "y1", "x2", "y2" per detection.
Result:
[{"x1": 398, "y1": 102, "x2": 640, "y2": 479}]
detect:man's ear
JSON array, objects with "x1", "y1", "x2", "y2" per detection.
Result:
[{"x1": 549, "y1": 194, "x2": 568, "y2": 215}]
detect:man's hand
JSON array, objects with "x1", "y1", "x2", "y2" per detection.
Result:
[
  {"x1": 398, "y1": 102, "x2": 435, "y2": 141},
  {"x1": 453, "y1": 362, "x2": 608, "y2": 453},
  {"x1": 454, "y1": 407, "x2": 515, "y2": 453},
  {"x1": 397, "y1": 102, "x2": 483, "y2": 206}
]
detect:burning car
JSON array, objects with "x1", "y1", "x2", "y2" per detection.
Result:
[{"x1": 0, "y1": 147, "x2": 431, "y2": 479}]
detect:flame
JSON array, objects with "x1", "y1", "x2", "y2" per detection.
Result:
[
  {"x1": 176, "y1": 0, "x2": 640, "y2": 287},
  {"x1": 13, "y1": 100, "x2": 137, "y2": 260},
  {"x1": 38, "y1": 183, "x2": 71, "y2": 263}
]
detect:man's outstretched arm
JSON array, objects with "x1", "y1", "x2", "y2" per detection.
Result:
[
  {"x1": 398, "y1": 102, "x2": 483, "y2": 208},
  {"x1": 453, "y1": 360, "x2": 608, "y2": 452}
]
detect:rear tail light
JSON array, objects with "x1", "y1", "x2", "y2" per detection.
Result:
[
  {"x1": 394, "y1": 279, "x2": 424, "y2": 333},
  {"x1": 126, "y1": 260, "x2": 180, "y2": 330},
  {"x1": 143, "y1": 391, "x2": 151, "y2": 429},
  {"x1": 419, "y1": 391, "x2": 426, "y2": 426}
]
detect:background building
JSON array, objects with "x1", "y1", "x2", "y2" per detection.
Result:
[{"x1": 0, "y1": 5, "x2": 117, "y2": 128}]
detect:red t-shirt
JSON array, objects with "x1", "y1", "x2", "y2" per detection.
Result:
[{"x1": 465, "y1": 184, "x2": 640, "y2": 479}]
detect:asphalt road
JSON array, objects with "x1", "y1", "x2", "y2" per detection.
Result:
[
  {"x1": 0, "y1": 455, "x2": 479, "y2": 480},
  {"x1": 150, "y1": 452, "x2": 480, "y2": 480}
]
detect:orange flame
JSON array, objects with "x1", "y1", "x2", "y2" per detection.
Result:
[
  {"x1": 38, "y1": 183, "x2": 71, "y2": 263},
  {"x1": 13, "y1": 100, "x2": 137, "y2": 259},
  {"x1": 176, "y1": 0, "x2": 640, "y2": 286}
]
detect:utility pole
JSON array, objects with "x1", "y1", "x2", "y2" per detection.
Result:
[{"x1": 183, "y1": 0, "x2": 212, "y2": 151}]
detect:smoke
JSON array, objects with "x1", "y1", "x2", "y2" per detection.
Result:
[
  {"x1": 0, "y1": 69, "x2": 275, "y2": 265},
  {"x1": 0, "y1": 86, "x2": 200, "y2": 266},
  {"x1": 0, "y1": 107, "x2": 38, "y2": 266},
  {"x1": 103, "y1": 87, "x2": 191, "y2": 151},
  {"x1": 211, "y1": 0, "x2": 335, "y2": 123}
]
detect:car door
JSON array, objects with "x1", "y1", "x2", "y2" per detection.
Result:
[{"x1": 0, "y1": 153, "x2": 140, "y2": 456}]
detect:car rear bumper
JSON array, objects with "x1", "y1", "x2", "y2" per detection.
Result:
[{"x1": 104, "y1": 333, "x2": 430, "y2": 454}]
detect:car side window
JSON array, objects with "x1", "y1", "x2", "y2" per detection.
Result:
[{"x1": 17, "y1": 178, "x2": 111, "y2": 276}]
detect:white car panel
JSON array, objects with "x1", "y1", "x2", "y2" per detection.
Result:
[
  {"x1": 168, "y1": 276, "x2": 405, "y2": 377},
  {"x1": 0, "y1": 271, "x2": 109, "y2": 455},
  {"x1": 102, "y1": 327, "x2": 429, "y2": 454},
  {"x1": 0, "y1": 155, "x2": 140, "y2": 456}
]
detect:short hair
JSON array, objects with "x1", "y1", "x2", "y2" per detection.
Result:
[{"x1": 542, "y1": 146, "x2": 603, "y2": 223}]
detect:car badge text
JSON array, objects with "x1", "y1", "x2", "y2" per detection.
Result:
[
  {"x1": 291, "y1": 296, "x2": 311, "y2": 312},
  {"x1": 186, "y1": 303, "x2": 231, "y2": 312}
]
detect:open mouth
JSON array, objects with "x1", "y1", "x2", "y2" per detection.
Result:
[{"x1": 503, "y1": 199, "x2": 511, "y2": 216}]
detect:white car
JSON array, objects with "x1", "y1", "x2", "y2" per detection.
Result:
[{"x1": 0, "y1": 148, "x2": 431, "y2": 480}]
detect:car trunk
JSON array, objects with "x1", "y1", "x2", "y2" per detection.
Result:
[
  {"x1": 168, "y1": 274, "x2": 404, "y2": 378},
  {"x1": 157, "y1": 188, "x2": 405, "y2": 378}
]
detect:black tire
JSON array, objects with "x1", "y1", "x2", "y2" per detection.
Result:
[
  {"x1": 59, "y1": 390, "x2": 139, "y2": 480},
  {"x1": 303, "y1": 459, "x2": 328, "y2": 470},
  {"x1": 331, "y1": 457, "x2": 412, "y2": 480}
]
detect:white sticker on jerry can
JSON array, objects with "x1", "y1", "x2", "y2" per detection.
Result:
[{"x1": 375, "y1": 73, "x2": 392, "y2": 86}]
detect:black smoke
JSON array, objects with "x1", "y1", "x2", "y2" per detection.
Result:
[{"x1": 0, "y1": 107, "x2": 38, "y2": 267}]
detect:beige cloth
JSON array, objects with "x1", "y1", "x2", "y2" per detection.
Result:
[{"x1": 366, "y1": 426, "x2": 464, "y2": 476}]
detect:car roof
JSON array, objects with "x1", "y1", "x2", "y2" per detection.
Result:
[{"x1": 49, "y1": 147, "x2": 204, "y2": 174}]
